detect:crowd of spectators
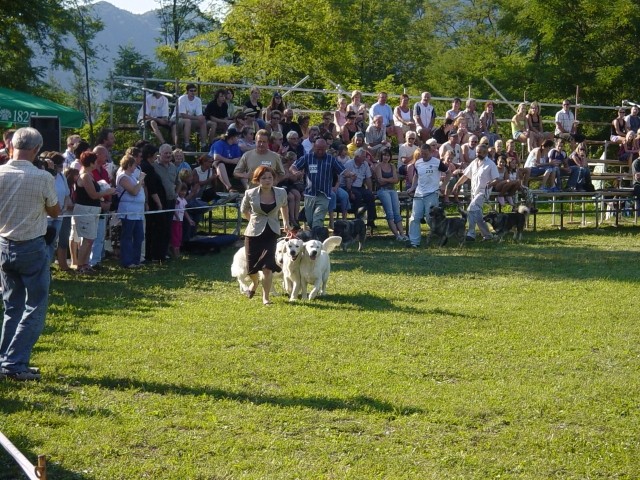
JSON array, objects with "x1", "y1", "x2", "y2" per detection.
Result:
[{"x1": 2, "y1": 88, "x2": 638, "y2": 262}]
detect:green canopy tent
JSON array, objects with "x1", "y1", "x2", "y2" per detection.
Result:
[{"x1": 0, "y1": 87, "x2": 84, "y2": 129}]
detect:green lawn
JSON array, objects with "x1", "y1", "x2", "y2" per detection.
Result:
[{"x1": 1, "y1": 222, "x2": 640, "y2": 479}]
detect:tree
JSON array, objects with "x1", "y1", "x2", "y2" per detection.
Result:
[{"x1": 156, "y1": 0, "x2": 216, "y2": 49}]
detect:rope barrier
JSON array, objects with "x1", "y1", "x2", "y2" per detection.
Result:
[{"x1": 53, "y1": 200, "x2": 241, "y2": 219}]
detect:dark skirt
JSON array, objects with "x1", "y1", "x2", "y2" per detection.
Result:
[{"x1": 245, "y1": 226, "x2": 281, "y2": 275}]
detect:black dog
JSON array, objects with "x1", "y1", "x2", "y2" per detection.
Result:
[
  {"x1": 333, "y1": 218, "x2": 367, "y2": 251},
  {"x1": 426, "y1": 206, "x2": 467, "y2": 247},
  {"x1": 293, "y1": 225, "x2": 330, "y2": 242},
  {"x1": 483, "y1": 205, "x2": 530, "y2": 242}
]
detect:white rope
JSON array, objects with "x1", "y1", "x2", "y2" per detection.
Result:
[{"x1": 54, "y1": 202, "x2": 240, "y2": 219}]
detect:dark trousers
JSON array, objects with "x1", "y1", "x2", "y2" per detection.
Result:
[{"x1": 351, "y1": 187, "x2": 377, "y2": 226}]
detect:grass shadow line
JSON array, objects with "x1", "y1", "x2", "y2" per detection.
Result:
[{"x1": 70, "y1": 375, "x2": 423, "y2": 416}]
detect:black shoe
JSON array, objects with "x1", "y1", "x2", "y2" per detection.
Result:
[{"x1": 465, "y1": 236, "x2": 475, "y2": 242}]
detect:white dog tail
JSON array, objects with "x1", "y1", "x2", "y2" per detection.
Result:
[
  {"x1": 230, "y1": 247, "x2": 246, "y2": 278},
  {"x1": 322, "y1": 236, "x2": 342, "y2": 254}
]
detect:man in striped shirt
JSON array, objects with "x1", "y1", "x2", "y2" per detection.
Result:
[{"x1": 291, "y1": 138, "x2": 345, "y2": 229}]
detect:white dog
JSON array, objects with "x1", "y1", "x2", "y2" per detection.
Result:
[
  {"x1": 280, "y1": 238, "x2": 305, "y2": 301},
  {"x1": 297, "y1": 236, "x2": 342, "y2": 300},
  {"x1": 230, "y1": 245, "x2": 283, "y2": 295}
]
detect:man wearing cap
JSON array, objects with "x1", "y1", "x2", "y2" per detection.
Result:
[
  {"x1": 234, "y1": 129, "x2": 285, "y2": 190},
  {"x1": 0, "y1": 127, "x2": 60, "y2": 381},
  {"x1": 175, "y1": 83, "x2": 207, "y2": 151},
  {"x1": 138, "y1": 84, "x2": 170, "y2": 145},
  {"x1": 413, "y1": 92, "x2": 437, "y2": 142},
  {"x1": 210, "y1": 127, "x2": 243, "y2": 192},
  {"x1": 204, "y1": 88, "x2": 233, "y2": 144},
  {"x1": 291, "y1": 138, "x2": 345, "y2": 229}
]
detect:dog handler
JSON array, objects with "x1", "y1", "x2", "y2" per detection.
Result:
[
  {"x1": 241, "y1": 166, "x2": 290, "y2": 305},
  {"x1": 407, "y1": 143, "x2": 449, "y2": 248},
  {"x1": 451, "y1": 143, "x2": 500, "y2": 241},
  {"x1": 290, "y1": 138, "x2": 345, "y2": 229},
  {"x1": 0, "y1": 127, "x2": 60, "y2": 381}
]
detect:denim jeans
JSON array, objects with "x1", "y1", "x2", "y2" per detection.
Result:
[
  {"x1": 351, "y1": 187, "x2": 377, "y2": 226},
  {"x1": 90, "y1": 215, "x2": 107, "y2": 266},
  {"x1": 329, "y1": 187, "x2": 351, "y2": 214},
  {"x1": 120, "y1": 219, "x2": 144, "y2": 267},
  {"x1": 408, "y1": 192, "x2": 439, "y2": 246},
  {"x1": 376, "y1": 188, "x2": 402, "y2": 224},
  {"x1": 558, "y1": 165, "x2": 580, "y2": 189},
  {"x1": 46, "y1": 217, "x2": 62, "y2": 264},
  {"x1": 0, "y1": 236, "x2": 50, "y2": 374}
]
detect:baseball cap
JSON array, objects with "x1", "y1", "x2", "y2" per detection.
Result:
[{"x1": 226, "y1": 127, "x2": 239, "y2": 137}]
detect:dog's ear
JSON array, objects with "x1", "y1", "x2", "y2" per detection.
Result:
[{"x1": 322, "y1": 236, "x2": 342, "y2": 253}]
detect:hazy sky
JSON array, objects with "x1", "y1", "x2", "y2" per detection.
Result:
[{"x1": 102, "y1": 0, "x2": 159, "y2": 14}]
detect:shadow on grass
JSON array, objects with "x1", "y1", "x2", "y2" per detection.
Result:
[
  {"x1": 302, "y1": 293, "x2": 424, "y2": 314},
  {"x1": 333, "y1": 228, "x2": 640, "y2": 282},
  {"x1": 69, "y1": 375, "x2": 423, "y2": 416},
  {"x1": 42, "y1": 227, "x2": 639, "y2": 335}
]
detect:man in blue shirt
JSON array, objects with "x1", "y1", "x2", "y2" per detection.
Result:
[
  {"x1": 291, "y1": 138, "x2": 345, "y2": 228},
  {"x1": 210, "y1": 127, "x2": 243, "y2": 191}
]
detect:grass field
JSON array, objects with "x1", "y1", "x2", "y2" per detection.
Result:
[{"x1": 2, "y1": 220, "x2": 640, "y2": 479}]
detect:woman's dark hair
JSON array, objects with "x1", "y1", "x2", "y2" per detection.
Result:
[
  {"x1": 80, "y1": 151, "x2": 97, "y2": 168},
  {"x1": 95, "y1": 128, "x2": 113, "y2": 146},
  {"x1": 141, "y1": 143, "x2": 158, "y2": 162},
  {"x1": 268, "y1": 94, "x2": 286, "y2": 113},
  {"x1": 74, "y1": 140, "x2": 90, "y2": 158}
]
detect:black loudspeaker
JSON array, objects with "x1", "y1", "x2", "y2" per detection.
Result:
[{"x1": 29, "y1": 116, "x2": 61, "y2": 152}]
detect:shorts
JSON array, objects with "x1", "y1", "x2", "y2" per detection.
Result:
[
  {"x1": 512, "y1": 130, "x2": 523, "y2": 140},
  {"x1": 71, "y1": 204, "x2": 101, "y2": 240}
]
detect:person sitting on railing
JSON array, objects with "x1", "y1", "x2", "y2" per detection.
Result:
[
  {"x1": 618, "y1": 131, "x2": 640, "y2": 168},
  {"x1": 210, "y1": 127, "x2": 243, "y2": 192},
  {"x1": 549, "y1": 137, "x2": 580, "y2": 191},
  {"x1": 568, "y1": 143, "x2": 594, "y2": 192},
  {"x1": 611, "y1": 107, "x2": 628, "y2": 144},
  {"x1": 625, "y1": 105, "x2": 640, "y2": 133},
  {"x1": 373, "y1": 148, "x2": 407, "y2": 242},
  {"x1": 341, "y1": 148, "x2": 377, "y2": 231},
  {"x1": 524, "y1": 139, "x2": 556, "y2": 191},
  {"x1": 137, "y1": 84, "x2": 170, "y2": 145}
]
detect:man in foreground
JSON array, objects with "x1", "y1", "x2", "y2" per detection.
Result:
[{"x1": 0, "y1": 127, "x2": 60, "y2": 381}]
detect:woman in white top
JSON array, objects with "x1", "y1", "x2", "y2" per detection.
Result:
[
  {"x1": 393, "y1": 93, "x2": 416, "y2": 138},
  {"x1": 116, "y1": 154, "x2": 146, "y2": 268}
]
